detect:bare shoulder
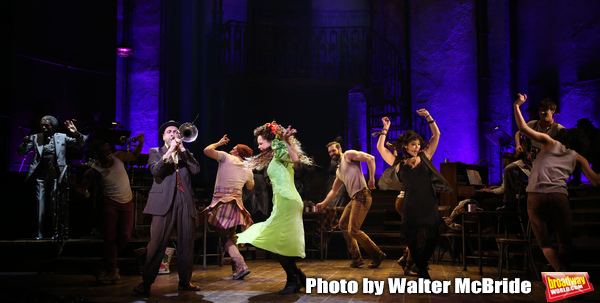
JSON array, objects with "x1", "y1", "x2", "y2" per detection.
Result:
[{"x1": 343, "y1": 149, "x2": 358, "y2": 160}]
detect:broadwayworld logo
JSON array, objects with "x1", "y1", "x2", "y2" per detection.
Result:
[{"x1": 542, "y1": 272, "x2": 594, "y2": 302}]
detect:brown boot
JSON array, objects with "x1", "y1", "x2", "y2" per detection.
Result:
[
  {"x1": 397, "y1": 249, "x2": 409, "y2": 269},
  {"x1": 368, "y1": 252, "x2": 386, "y2": 268},
  {"x1": 232, "y1": 264, "x2": 251, "y2": 280},
  {"x1": 350, "y1": 257, "x2": 364, "y2": 268}
]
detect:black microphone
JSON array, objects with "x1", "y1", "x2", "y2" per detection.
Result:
[{"x1": 119, "y1": 136, "x2": 127, "y2": 143}]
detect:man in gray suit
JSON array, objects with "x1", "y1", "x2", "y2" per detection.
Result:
[
  {"x1": 18, "y1": 115, "x2": 87, "y2": 239},
  {"x1": 134, "y1": 120, "x2": 201, "y2": 295}
]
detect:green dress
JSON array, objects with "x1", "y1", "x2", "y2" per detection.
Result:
[{"x1": 237, "y1": 139, "x2": 305, "y2": 258}]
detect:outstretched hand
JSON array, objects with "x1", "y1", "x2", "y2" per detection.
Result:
[
  {"x1": 515, "y1": 93, "x2": 527, "y2": 106},
  {"x1": 64, "y1": 120, "x2": 78, "y2": 134}
]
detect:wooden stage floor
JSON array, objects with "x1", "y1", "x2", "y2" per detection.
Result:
[{"x1": 0, "y1": 258, "x2": 598, "y2": 303}]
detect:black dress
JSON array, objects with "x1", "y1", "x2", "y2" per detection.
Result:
[
  {"x1": 398, "y1": 160, "x2": 439, "y2": 229},
  {"x1": 397, "y1": 158, "x2": 440, "y2": 271}
]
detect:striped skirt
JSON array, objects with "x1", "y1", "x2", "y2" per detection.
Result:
[{"x1": 201, "y1": 187, "x2": 253, "y2": 230}]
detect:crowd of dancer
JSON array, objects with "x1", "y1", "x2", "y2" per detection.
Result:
[{"x1": 19, "y1": 92, "x2": 600, "y2": 295}]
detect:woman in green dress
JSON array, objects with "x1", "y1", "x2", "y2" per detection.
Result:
[{"x1": 237, "y1": 121, "x2": 313, "y2": 295}]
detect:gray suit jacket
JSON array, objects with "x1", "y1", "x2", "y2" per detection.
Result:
[
  {"x1": 18, "y1": 132, "x2": 87, "y2": 181},
  {"x1": 144, "y1": 146, "x2": 200, "y2": 217}
]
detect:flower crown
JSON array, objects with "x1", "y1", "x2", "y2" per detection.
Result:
[{"x1": 264, "y1": 122, "x2": 284, "y2": 137}]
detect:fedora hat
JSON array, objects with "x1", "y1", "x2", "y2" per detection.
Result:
[
  {"x1": 576, "y1": 118, "x2": 593, "y2": 127},
  {"x1": 159, "y1": 120, "x2": 181, "y2": 139}
]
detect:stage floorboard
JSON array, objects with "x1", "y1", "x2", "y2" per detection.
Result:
[{"x1": 0, "y1": 258, "x2": 597, "y2": 303}]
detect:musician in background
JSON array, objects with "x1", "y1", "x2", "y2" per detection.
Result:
[
  {"x1": 514, "y1": 93, "x2": 600, "y2": 272},
  {"x1": 18, "y1": 115, "x2": 87, "y2": 239},
  {"x1": 73, "y1": 133, "x2": 144, "y2": 284},
  {"x1": 133, "y1": 120, "x2": 201, "y2": 295},
  {"x1": 497, "y1": 99, "x2": 565, "y2": 211}
]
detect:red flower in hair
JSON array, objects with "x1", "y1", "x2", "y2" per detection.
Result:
[{"x1": 264, "y1": 122, "x2": 280, "y2": 135}]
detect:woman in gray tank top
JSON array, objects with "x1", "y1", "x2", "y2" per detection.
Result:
[{"x1": 514, "y1": 93, "x2": 599, "y2": 271}]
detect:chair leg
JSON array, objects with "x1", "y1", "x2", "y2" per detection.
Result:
[
  {"x1": 433, "y1": 240, "x2": 440, "y2": 264},
  {"x1": 525, "y1": 244, "x2": 541, "y2": 280},
  {"x1": 497, "y1": 242, "x2": 504, "y2": 278},
  {"x1": 449, "y1": 237, "x2": 455, "y2": 266},
  {"x1": 324, "y1": 236, "x2": 329, "y2": 260},
  {"x1": 505, "y1": 244, "x2": 510, "y2": 272}
]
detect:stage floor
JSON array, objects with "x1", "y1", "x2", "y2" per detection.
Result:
[{"x1": 0, "y1": 258, "x2": 597, "y2": 303}]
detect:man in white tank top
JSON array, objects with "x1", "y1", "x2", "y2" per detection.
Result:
[
  {"x1": 316, "y1": 142, "x2": 386, "y2": 268},
  {"x1": 74, "y1": 133, "x2": 144, "y2": 284}
]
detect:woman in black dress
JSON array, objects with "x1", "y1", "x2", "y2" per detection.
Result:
[{"x1": 376, "y1": 109, "x2": 451, "y2": 279}]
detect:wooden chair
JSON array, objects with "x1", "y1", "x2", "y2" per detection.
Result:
[
  {"x1": 435, "y1": 232, "x2": 462, "y2": 265},
  {"x1": 495, "y1": 221, "x2": 540, "y2": 280}
]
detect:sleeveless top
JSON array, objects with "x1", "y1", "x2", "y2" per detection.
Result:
[
  {"x1": 92, "y1": 155, "x2": 132, "y2": 203},
  {"x1": 526, "y1": 141, "x2": 577, "y2": 196},
  {"x1": 398, "y1": 159, "x2": 439, "y2": 227},
  {"x1": 336, "y1": 152, "x2": 368, "y2": 198}
]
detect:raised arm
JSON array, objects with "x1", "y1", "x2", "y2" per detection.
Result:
[
  {"x1": 282, "y1": 126, "x2": 299, "y2": 163},
  {"x1": 64, "y1": 120, "x2": 88, "y2": 147},
  {"x1": 514, "y1": 93, "x2": 554, "y2": 150},
  {"x1": 344, "y1": 150, "x2": 376, "y2": 189},
  {"x1": 204, "y1": 134, "x2": 230, "y2": 160},
  {"x1": 418, "y1": 109, "x2": 439, "y2": 160},
  {"x1": 116, "y1": 133, "x2": 145, "y2": 163},
  {"x1": 377, "y1": 117, "x2": 397, "y2": 166}
]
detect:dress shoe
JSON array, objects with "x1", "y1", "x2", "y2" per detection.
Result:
[
  {"x1": 368, "y1": 252, "x2": 386, "y2": 268},
  {"x1": 178, "y1": 282, "x2": 200, "y2": 291},
  {"x1": 350, "y1": 257, "x2": 364, "y2": 268},
  {"x1": 232, "y1": 266, "x2": 251, "y2": 280},
  {"x1": 133, "y1": 282, "x2": 150, "y2": 295}
]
